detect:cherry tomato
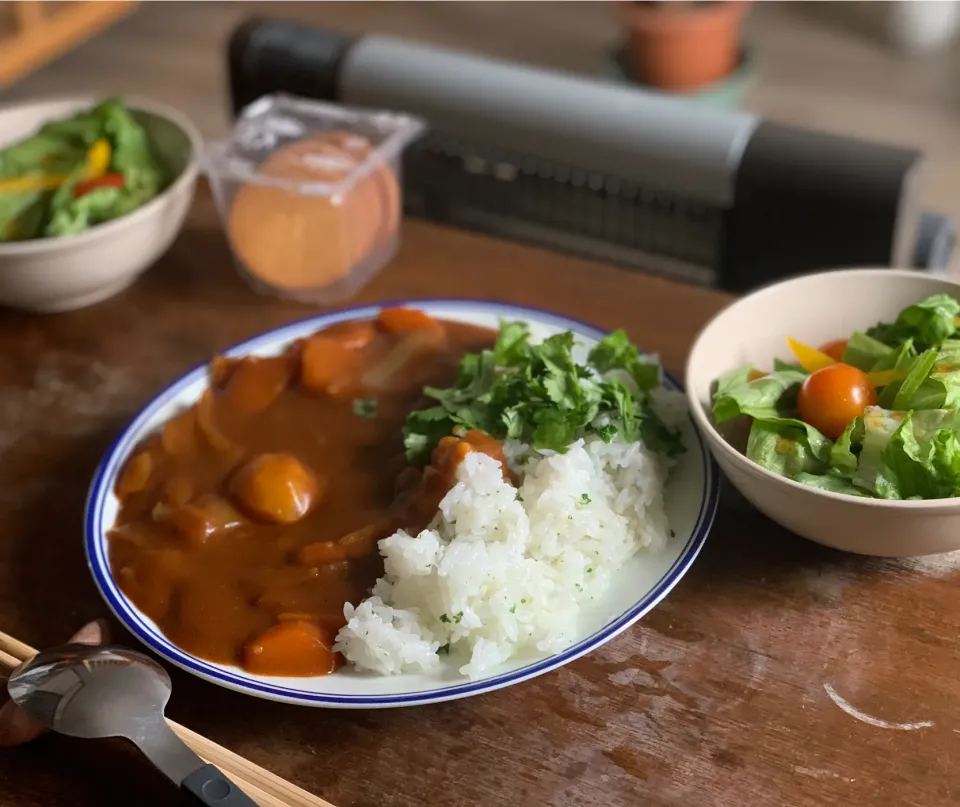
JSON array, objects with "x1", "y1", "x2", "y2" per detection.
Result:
[
  {"x1": 73, "y1": 172, "x2": 124, "y2": 198},
  {"x1": 818, "y1": 338, "x2": 848, "y2": 363},
  {"x1": 797, "y1": 363, "x2": 876, "y2": 439}
]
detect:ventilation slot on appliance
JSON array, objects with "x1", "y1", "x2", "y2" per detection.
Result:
[{"x1": 403, "y1": 135, "x2": 723, "y2": 286}]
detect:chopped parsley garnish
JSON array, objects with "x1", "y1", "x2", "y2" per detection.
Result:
[
  {"x1": 596, "y1": 424, "x2": 617, "y2": 443},
  {"x1": 402, "y1": 321, "x2": 683, "y2": 464},
  {"x1": 440, "y1": 611, "x2": 464, "y2": 624},
  {"x1": 587, "y1": 328, "x2": 661, "y2": 391},
  {"x1": 587, "y1": 567, "x2": 594, "y2": 573},
  {"x1": 579, "y1": 493, "x2": 591, "y2": 505},
  {"x1": 438, "y1": 643, "x2": 450, "y2": 655},
  {"x1": 352, "y1": 397, "x2": 378, "y2": 419},
  {"x1": 509, "y1": 604, "x2": 517, "y2": 614},
  {"x1": 515, "y1": 491, "x2": 524, "y2": 503}
]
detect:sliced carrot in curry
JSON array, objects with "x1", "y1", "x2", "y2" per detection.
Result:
[
  {"x1": 195, "y1": 389, "x2": 237, "y2": 454},
  {"x1": 116, "y1": 445, "x2": 158, "y2": 497},
  {"x1": 155, "y1": 494, "x2": 245, "y2": 547},
  {"x1": 242, "y1": 620, "x2": 341, "y2": 676},
  {"x1": 209, "y1": 356, "x2": 238, "y2": 389},
  {"x1": 433, "y1": 430, "x2": 513, "y2": 483},
  {"x1": 229, "y1": 453, "x2": 324, "y2": 525},
  {"x1": 160, "y1": 475, "x2": 195, "y2": 508},
  {"x1": 394, "y1": 430, "x2": 515, "y2": 532},
  {"x1": 161, "y1": 407, "x2": 198, "y2": 456},
  {"x1": 221, "y1": 354, "x2": 293, "y2": 414},
  {"x1": 377, "y1": 307, "x2": 444, "y2": 336},
  {"x1": 322, "y1": 319, "x2": 377, "y2": 350},
  {"x1": 300, "y1": 334, "x2": 362, "y2": 396},
  {"x1": 274, "y1": 611, "x2": 351, "y2": 633},
  {"x1": 298, "y1": 523, "x2": 383, "y2": 566}
]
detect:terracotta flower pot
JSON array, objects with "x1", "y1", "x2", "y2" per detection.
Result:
[{"x1": 617, "y1": 1, "x2": 749, "y2": 92}]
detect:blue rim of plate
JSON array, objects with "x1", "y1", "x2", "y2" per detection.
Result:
[{"x1": 84, "y1": 299, "x2": 720, "y2": 707}]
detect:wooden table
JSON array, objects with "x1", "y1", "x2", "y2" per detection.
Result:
[{"x1": 1, "y1": 192, "x2": 958, "y2": 807}]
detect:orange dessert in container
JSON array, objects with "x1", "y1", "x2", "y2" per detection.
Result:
[{"x1": 203, "y1": 95, "x2": 425, "y2": 304}]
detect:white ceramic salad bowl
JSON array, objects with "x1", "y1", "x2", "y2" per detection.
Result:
[
  {"x1": 687, "y1": 268, "x2": 960, "y2": 558},
  {"x1": 0, "y1": 96, "x2": 201, "y2": 313}
]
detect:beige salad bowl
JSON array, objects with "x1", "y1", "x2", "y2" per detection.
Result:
[
  {"x1": 686, "y1": 268, "x2": 960, "y2": 557},
  {"x1": 0, "y1": 96, "x2": 201, "y2": 313}
]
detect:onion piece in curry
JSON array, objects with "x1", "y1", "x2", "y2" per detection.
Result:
[{"x1": 108, "y1": 308, "x2": 507, "y2": 677}]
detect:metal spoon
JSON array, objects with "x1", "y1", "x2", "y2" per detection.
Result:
[{"x1": 7, "y1": 643, "x2": 257, "y2": 806}]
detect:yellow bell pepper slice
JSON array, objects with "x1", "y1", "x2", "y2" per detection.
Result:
[
  {"x1": 0, "y1": 139, "x2": 111, "y2": 195},
  {"x1": 787, "y1": 336, "x2": 907, "y2": 388},
  {"x1": 786, "y1": 337, "x2": 837, "y2": 373},
  {"x1": 866, "y1": 369, "x2": 908, "y2": 387},
  {"x1": 82, "y1": 139, "x2": 111, "y2": 179},
  {"x1": 0, "y1": 175, "x2": 67, "y2": 193}
]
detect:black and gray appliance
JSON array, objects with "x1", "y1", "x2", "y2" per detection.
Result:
[{"x1": 226, "y1": 19, "x2": 955, "y2": 292}]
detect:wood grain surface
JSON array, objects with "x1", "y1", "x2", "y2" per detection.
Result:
[{"x1": 0, "y1": 191, "x2": 958, "y2": 807}]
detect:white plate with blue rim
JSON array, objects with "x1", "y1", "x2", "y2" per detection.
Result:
[{"x1": 85, "y1": 299, "x2": 719, "y2": 708}]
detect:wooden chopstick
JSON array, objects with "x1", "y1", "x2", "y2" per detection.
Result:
[
  {"x1": 0, "y1": 632, "x2": 33, "y2": 662},
  {"x1": 0, "y1": 630, "x2": 333, "y2": 807},
  {"x1": 0, "y1": 648, "x2": 18, "y2": 670}
]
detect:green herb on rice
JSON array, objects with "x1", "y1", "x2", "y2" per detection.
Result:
[{"x1": 402, "y1": 322, "x2": 683, "y2": 464}]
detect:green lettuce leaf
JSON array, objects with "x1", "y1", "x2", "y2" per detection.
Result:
[
  {"x1": 867, "y1": 294, "x2": 960, "y2": 350},
  {"x1": 869, "y1": 337, "x2": 916, "y2": 374},
  {"x1": 829, "y1": 417, "x2": 863, "y2": 475},
  {"x1": 0, "y1": 191, "x2": 46, "y2": 241},
  {"x1": 712, "y1": 366, "x2": 806, "y2": 424},
  {"x1": 856, "y1": 407, "x2": 960, "y2": 499},
  {"x1": 773, "y1": 358, "x2": 806, "y2": 374},
  {"x1": 876, "y1": 348, "x2": 939, "y2": 410},
  {"x1": 746, "y1": 417, "x2": 832, "y2": 477},
  {"x1": 842, "y1": 331, "x2": 894, "y2": 372},
  {"x1": 0, "y1": 129, "x2": 86, "y2": 178},
  {"x1": 894, "y1": 344, "x2": 960, "y2": 411}
]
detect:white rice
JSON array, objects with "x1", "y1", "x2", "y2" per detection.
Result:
[{"x1": 334, "y1": 433, "x2": 674, "y2": 679}]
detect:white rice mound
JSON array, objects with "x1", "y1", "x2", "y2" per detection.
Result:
[{"x1": 334, "y1": 432, "x2": 675, "y2": 679}]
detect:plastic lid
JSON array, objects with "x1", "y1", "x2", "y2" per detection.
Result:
[{"x1": 202, "y1": 94, "x2": 426, "y2": 302}]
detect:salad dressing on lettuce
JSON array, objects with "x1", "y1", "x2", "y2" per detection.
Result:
[{"x1": 713, "y1": 293, "x2": 960, "y2": 500}]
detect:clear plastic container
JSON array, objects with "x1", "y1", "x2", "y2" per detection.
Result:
[{"x1": 203, "y1": 94, "x2": 425, "y2": 304}]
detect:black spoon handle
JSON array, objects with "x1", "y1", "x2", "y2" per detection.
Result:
[{"x1": 181, "y1": 764, "x2": 259, "y2": 806}]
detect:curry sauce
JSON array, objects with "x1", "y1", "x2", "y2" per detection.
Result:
[{"x1": 109, "y1": 309, "x2": 497, "y2": 676}]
